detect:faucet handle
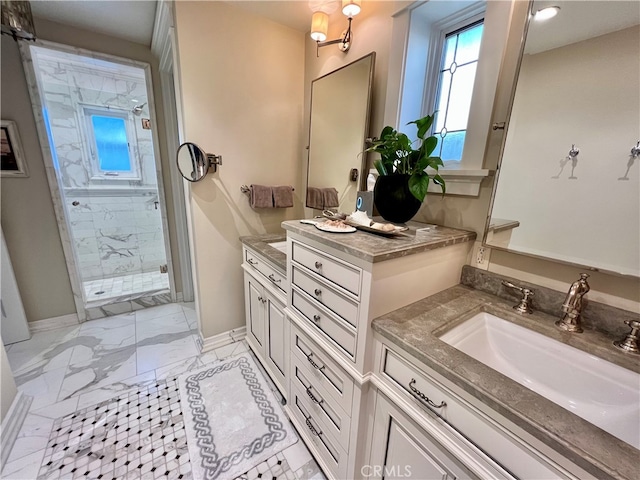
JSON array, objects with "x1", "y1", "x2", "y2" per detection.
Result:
[
  {"x1": 614, "y1": 320, "x2": 640, "y2": 354},
  {"x1": 502, "y1": 281, "x2": 534, "y2": 314}
]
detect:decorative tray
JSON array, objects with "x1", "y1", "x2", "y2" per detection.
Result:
[{"x1": 350, "y1": 223, "x2": 410, "y2": 237}]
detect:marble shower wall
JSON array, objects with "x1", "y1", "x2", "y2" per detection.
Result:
[
  {"x1": 66, "y1": 191, "x2": 166, "y2": 281},
  {"x1": 37, "y1": 57, "x2": 166, "y2": 282}
]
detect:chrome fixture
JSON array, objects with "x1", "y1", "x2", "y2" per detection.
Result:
[
  {"x1": 1, "y1": 0, "x2": 36, "y2": 40},
  {"x1": 310, "y1": 0, "x2": 361, "y2": 56},
  {"x1": 568, "y1": 144, "x2": 580, "y2": 159},
  {"x1": 556, "y1": 273, "x2": 590, "y2": 333},
  {"x1": 131, "y1": 103, "x2": 147, "y2": 116},
  {"x1": 630, "y1": 141, "x2": 640, "y2": 158},
  {"x1": 176, "y1": 142, "x2": 222, "y2": 182},
  {"x1": 502, "y1": 281, "x2": 534, "y2": 314},
  {"x1": 613, "y1": 320, "x2": 640, "y2": 354}
]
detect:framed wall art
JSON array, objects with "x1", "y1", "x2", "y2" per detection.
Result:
[{"x1": 1, "y1": 120, "x2": 29, "y2": 177}]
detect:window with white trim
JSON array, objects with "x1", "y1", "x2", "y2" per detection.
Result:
[
  {"x1": 389, "y1": 1, "x2": 513, "y2": 195},
  {"x1": 82, "y1": 106, "x2": 140, "y2": 180}
]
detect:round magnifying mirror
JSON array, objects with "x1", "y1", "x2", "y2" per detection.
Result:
[{"x1": 177, "y1": 142, "x2": 211, "y2": 182}]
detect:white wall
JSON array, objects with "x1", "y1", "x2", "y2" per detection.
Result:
[
  {"x1": 492, "y1": 26, "x2": 640, "y2": 277},
  {"x1": 0, "y1": 343, "x2": 17, "y2": 423},
  {"x1": 173, "y1": 1, "x2": 305, "y2": 339}
]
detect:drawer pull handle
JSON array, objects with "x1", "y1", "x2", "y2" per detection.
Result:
[
  {"x1": 306, "y1": 353, "x2": 325, "y2": 371},
  {"x1": 305, "y1": 415, "x2": 322, "y2": 437},
  {"x1": 306, "y1": 386, "x2": 323, "y2": 405},
  {"x1": 248, "y1": 258, "x2": 258, "y2": 265},
  {"x1": 315, "y1": 261, "x2": 322, "y2": 269},
  {"x1": 312, "y1": 314, "x2": 321, "y2": 322},
  {"x1": 268, "y1": 274, "x2": 281, "y2": 284},
  {"x1": 314, "y1": 288, "x2": 322, "y2": 296},
  {"x1": 257, "y1": 296, "x2": 266, "y2": 304},
  {"x1": 409, "y1": 379, "x2": 446, "y2": 409}
]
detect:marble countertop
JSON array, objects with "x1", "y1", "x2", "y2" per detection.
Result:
[
  {"x1": 281, "y1": 220, "x2": 476, "y2": 263},
  {"x1": 372, "y1": 285, "x2": 639, "y2": 480},
  {"x1": 239, "y1": 233, "x2": 287, "y2": 273}
]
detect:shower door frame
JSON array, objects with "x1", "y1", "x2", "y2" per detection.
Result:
[{"x1": 19, "y1": 39, "x2": 177, "y2": 322}]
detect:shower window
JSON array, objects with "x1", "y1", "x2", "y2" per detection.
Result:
[{"x1": 83, "y1": 106, "x2": 140, "y2": 180}]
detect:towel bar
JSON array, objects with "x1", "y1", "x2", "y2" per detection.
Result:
[{"x1": 241, "y1": 185, "x2": 294, "y2": 194}]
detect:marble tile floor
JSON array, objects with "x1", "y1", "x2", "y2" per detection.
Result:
[
  {"x1": 82, "y1": 272, "x2": 170, "y2": 305},
  {"x1": 2, "y1": 302, "x2": 325, "y2": 480}
]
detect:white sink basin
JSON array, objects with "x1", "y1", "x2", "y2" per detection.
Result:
[
  {"x1": 440, "y1": 312, "x2": 640, "y2": 449},
  {"x1": 268, "y1": 241, "x2": 287, "y2": 254}
]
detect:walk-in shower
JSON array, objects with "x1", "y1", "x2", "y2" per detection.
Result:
[{"x1": 24, "y1": 44, "x2": 173, "y2": 318}]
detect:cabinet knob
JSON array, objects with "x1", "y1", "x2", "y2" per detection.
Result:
[
  {"x1": 312, "y1": 314, "x2": 321, "y2": 322},
  {"x1": 314, "y1": 288, "x2": 322, "y2": 296},
  {"x1": 315, "y1": 261, "x2": 322, "y2": 269}
]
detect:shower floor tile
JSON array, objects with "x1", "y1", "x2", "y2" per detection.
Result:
[{"x1": 83, "y1": 271, "x2": 169, "y2": 301}]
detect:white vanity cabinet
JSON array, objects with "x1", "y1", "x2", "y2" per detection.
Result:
[
  {"x1": 282, "y1": 226, "x2": 474, "y2": 480},
  {"x1": 369, "y1": 393, "x2": 509, "y2": 480},
  {"x1": 242, "y1": 246, "x2": 288, "y2": 397},
  {"x1": 369, "y1": 339, "x2": 595, "y2": 480}
]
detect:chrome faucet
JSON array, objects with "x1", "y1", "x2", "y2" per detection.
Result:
[
  {"x1": 556, "y1": 273, "x2": 590, "y2": 333},
  {"x1": 502, "y1": 281, "x2": 534, "y2": 314},
  {"x1": 614, "y1": 320, "x2": 640, "y2": 354}
]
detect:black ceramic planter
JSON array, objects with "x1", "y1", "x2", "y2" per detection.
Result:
[{"x1": 374, "y1": 174, "x2": 422, "y2": 223}]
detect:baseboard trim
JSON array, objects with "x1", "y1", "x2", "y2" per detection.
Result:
[
  {"x1": 29, "y1": 313, "x2": 80, "y2": 333},
  {"x1": 0, "y1": 391, "x2": 33, "y2": 470},
  {"x1": 200, "y1": 326, "x2": 247, "y2": 353}
]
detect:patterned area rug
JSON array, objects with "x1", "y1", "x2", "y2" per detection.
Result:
[{"x1": 178, "y1": 354, "x2": 298, "y2": 480}]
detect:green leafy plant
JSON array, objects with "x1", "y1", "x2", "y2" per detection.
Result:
[{"x1": 366, "y1": 113, "x2": 445, "y2": 202}]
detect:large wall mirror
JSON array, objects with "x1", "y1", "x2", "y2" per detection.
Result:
[
  {"x1": 306, "y1": 52, "x2": 375, "y2": 211},
  {"x1": 485, "y1": 1, "x2": 639, "y2": 277}
]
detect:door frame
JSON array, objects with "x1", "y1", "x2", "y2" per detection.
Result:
[
  {"x1": 18, "y1": 39, "x2": 177, "y2": 321},
  {"x1": 152, "y1": 2, "x2": 194, "y2": 302}
]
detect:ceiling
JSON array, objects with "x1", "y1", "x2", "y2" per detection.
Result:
[
  {"x1": 30, "y1": 0, "x2": 159, "y2": 46},
  {"x1": 28, "y1": 1, "x2": 340, "y2": 47},
  {"x1": 526, "y1": 0, "x2": 640, "y2": 54}
]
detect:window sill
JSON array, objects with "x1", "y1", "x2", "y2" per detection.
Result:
[{"x1": 427, "y1": 168, "x2": 492, "y2": 196}]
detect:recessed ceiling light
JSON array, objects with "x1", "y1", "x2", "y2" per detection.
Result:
[{"x1": 535, "y1": 6, "x2": 560, "y2": 21}]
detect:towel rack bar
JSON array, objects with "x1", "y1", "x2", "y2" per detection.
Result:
[{"x1": 240, "y1": 185, "x2": 294, "y2": 194}]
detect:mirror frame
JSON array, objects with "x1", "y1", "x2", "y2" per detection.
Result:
[
  {"x1": 176, "y1": 142, "x2": 222, "y2": 182},
  {"x1": 482, "y1": 0, "x2": 638, "y2": 278},
  {"x1": 306, "y1": 52, "x2": 376, "y2": 204}
]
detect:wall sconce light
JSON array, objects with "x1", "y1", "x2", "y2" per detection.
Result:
[
  {"x1": 311, "y1": 0, "x2": 361, "y2": 56},
  {"x1": 1, "y1": 0, "x2": 36, "y2": 40}
]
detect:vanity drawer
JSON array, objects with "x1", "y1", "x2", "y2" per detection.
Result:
[
  {"x1": 291, "y1": 359, "x2": 352, "y2": 450},
  {"x1": 291, "y1": 289, "x2": 356, "y2": 359},
  {"x1": 291, "y1": 241, "x2": 361, "y2": 296},
  {"x1": 290, "y1": 323, "x2": 355, "y2": 414},
  {"x1": 244, "y1": 248, "x2": 286, "y2": 293},
  {"x1": 292, "y1": 266, "x2": 358, "y2": 327},
  {"x1": 290, "y1": 382, "x2": 349, "y2": 480},
  {"x1": 377, "y1": 344, "x2": 575, "y2": 480}
]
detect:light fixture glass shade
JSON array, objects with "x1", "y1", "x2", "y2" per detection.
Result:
[
  {"x1": 1, "y1": 0, "x2": 36, "y2": 40},
  {"x1": 342, "y1": 0, "x2": 361, "y2": 17},
  {"x1": 310, "y1": 11, "x2": 328, "y2": 42},
  {"x1": 534, "y1": 6, "x2": 560, "y2": 21}
]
